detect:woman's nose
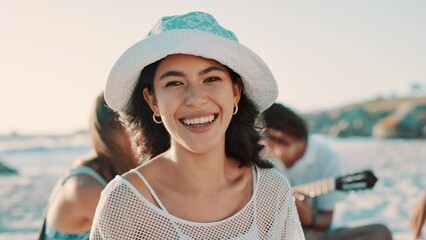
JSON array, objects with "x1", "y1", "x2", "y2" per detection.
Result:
[{"x1": 185, "y1": 84, "x2": 208, "y2": 107}]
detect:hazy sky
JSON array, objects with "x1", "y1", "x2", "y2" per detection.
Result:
[{"x1": 0, "y1": 0, "x2": 425, "y2": 134}]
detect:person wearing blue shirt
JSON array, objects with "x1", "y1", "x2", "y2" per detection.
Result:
[{"x1": 261, "y1": 103, "x2": 393, "y2": 240}]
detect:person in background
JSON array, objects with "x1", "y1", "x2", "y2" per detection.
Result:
[
  {"x1": 90, "y1": 11, "x2": 304, "y2": 239},
  {"x1": 261, "y1": 102, "x2": 393, "y2": 240},
  {"x1": 411, "y1": 191, "x2": 426, "y2": 240},
  {"x1": 41, "y1": 92, "x2": 139, "y2": 239}
]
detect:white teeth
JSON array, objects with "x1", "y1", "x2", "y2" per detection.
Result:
[{"x1": 183, "y1": 115, "x2": 215, "y2": 126}]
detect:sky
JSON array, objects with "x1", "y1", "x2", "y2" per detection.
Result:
[{"x1": 0, "y1": 0, "x2": 425, "y2": 135}]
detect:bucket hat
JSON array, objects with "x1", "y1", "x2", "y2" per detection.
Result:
[{"x1": 105, "y1": 11, "x2": 278, "y2": 112}]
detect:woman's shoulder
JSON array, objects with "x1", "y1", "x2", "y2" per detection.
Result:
[
  {"x1": 254, "y1": 167, "x2": 298, "y2": 225},
  {"x1": 258, "y1": 167, "x2": 291, "y2": 186},
  {"x1": 67, "y1": 173, "x2": 104, "y2": 196},
  {"x1": 57, "y1": 170, "x2": 105, "y2": 206},
  {"x1": 257, "y1": 167, "x2": 293, "y2": 198},
  {"x1": 101, "y1": 174, "x2": 136, "y2": 198},
  {"x1": 46, "y1": 173, "x2": 105, "y2": 228},
  {"x1": 121, "y1": 167, "x2": 154, "y2": 199},
  {"x1": 94, "y1": 175, "x2": 141, "y2": 215},
  {"x1": 99, "y1": 166, "x2": 158, "y2": 209}
]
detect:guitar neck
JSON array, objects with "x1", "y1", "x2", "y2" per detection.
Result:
[
  {"x1": 293, "y1": 178, "x2": 335, "y2": 198},
  {"x1": 291, "y1": 170, "x2": 377, "y2": 200}
]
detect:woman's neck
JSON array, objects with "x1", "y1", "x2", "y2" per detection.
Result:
[{"x1": 162, "y1": 143, "x2": 240, "y2": 194}]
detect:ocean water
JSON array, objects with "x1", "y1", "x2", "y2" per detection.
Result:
[{"x1": 0, "y1": 134, "x2": 425, "y2": 240}]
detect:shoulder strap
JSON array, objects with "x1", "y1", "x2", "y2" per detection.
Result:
[
  {"x1": 38, "y1": 218, "x2": 46, "y2": 240},
  {"x1": 131, "y1": 169, "x2": 189, "y2": 238},
  {"x1": 131, "y1": 169, "x2": 168, "y2": 212},
  {"x1": 62, "y1": 166, "x2": 108, "y2": 186}
]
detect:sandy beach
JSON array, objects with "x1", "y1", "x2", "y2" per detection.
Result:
[{"x1": 0, "y1": 134, "x2": 425, "y2": 239}]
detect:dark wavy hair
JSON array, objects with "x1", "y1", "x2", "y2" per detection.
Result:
[{"x1": 121, "y1": 58, "x2": 273, "y2": 168}]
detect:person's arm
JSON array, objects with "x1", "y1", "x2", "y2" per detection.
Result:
[
  {"x1": 73, "y1": 175, "x2": 105, "y2": 221},
  {"x1": 294, "y1": 198, "x2": 333, "y2": 230},
  {"x1": 411, "y1": 192, "x2": 426, "y2": 239},
  {"x1": 46, "y1": 174, "x2": 104, "y2": 233}
]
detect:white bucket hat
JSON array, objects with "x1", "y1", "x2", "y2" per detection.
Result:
[{"x1": 105, "y1": 11, "x2": 278, "y2": 112}]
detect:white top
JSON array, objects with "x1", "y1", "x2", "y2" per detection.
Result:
[
  {"x1": 90, "y1": 166, "x2": 305, "y2": 239},
  {"x1": 271, "y1": 136, "x2": 345, "y2": 211}
]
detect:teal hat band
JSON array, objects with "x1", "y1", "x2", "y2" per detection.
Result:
[{"x1": 147, "y1": 11, "x2": 239, "y2": 42}]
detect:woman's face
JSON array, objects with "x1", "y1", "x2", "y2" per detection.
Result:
[{"x1": 144, "y1": 54, "x2": 241, "y2": 154}]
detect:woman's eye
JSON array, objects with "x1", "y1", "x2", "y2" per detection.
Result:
[
  {"x1": 165, "y1": 81, "x2": 183, "y2": 87},
  {"x1": 204, "y1": 77, "x2": 221, "y2": 83}
]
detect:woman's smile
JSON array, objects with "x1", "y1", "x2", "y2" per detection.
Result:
[
  {"x1": 178, "y1": 113, "x2": 219, "y2": 134},
  {"x1": 180, "y1": 114, "x2": 218, "y2": 127}
]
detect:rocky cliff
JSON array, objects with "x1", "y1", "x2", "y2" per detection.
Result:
[
  {"x1": 0, "y1": 161, "x2": 18, "y2": 175},
  {"x1": 303, "y1": 96, "x2": 426, "y2": 138}
]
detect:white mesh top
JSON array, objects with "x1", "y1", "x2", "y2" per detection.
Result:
[{"x1": 90, "y1": 166, "x2": 305, "y2": 239}]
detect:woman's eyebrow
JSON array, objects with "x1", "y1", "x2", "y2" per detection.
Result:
[
  {"x1": 199, "y1": 66, "x2": 226, "y2": 75},
  {"x1": 159, "y1": 71, "x2": 184, "y2": 80},
  {"x1": 159, "y1": 66, "x2": 226, "y2": 80}
]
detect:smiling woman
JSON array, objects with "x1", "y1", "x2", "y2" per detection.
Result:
[
  {"x1": 143, "y1": 55, "x2": 239, "y2": 155},
  {"x1": 90, "y1": 11, "x2": 305, "y2": 239}
]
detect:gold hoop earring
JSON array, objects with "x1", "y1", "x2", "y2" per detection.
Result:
[
  {"x1": 233, "y1": 103, "x2": 238, "y2": 115},
  {"x1": 152, "y1": 113, "x2": 163, "y2": 124}
]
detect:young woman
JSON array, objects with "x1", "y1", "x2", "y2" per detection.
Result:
[
  {"x1": 90, "y1": 11, "x2": 304, "y2": 239},
  {"x1": 42, "y1": 92, "x2": 139, "y2": 239}
]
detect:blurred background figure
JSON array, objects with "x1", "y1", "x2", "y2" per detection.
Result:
[
  {"x1": 411, "y1": 191, "x2": 426, "y2": 240},
  {"x1": 261, "y1": 102, "x2": 393, "y2": 240},
  {"x1": 40, "y1": 92, "x2": 139, "y2": 239}
]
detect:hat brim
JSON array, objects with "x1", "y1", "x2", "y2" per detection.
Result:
[{"x1": 105, "y1": 30, "x2": 278, "y2": 112}]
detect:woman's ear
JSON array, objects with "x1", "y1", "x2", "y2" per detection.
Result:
[
  {"x1": 143, "y1": 88, "x2": 158, "y2": 114},
  {"x1": 233, "y1": 78, "x2": 243, "y2": 104}
]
